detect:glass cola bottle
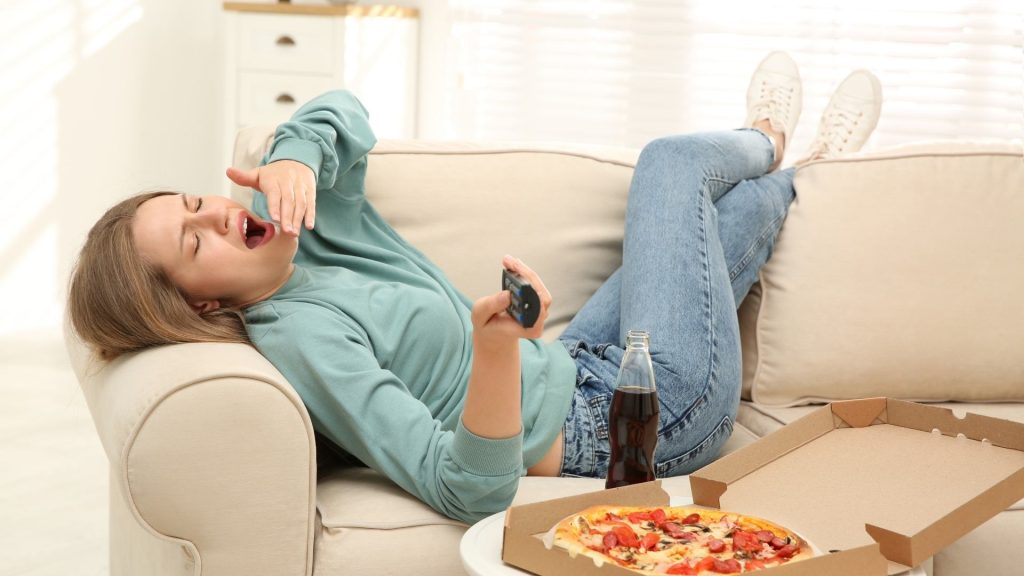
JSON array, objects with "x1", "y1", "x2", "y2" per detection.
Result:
[{"x1": 605, "y1": 330, "x2": 660, "y2": 489}]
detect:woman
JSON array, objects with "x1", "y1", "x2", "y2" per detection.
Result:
[{"x1": 68, "y1": 53, "x2": 882, "y2": 523}]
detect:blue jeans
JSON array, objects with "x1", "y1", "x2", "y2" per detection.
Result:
[{"x1": 557, "y1": 129, "x2": 795, "y2": 478}]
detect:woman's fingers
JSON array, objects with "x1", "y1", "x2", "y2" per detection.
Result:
[
  {"x1": 254, "y1": 160, "x2": 317, "y2": 236},
  {"x1": 290, "y1": 178, "x2": 309, "y2": 234},
  {"x1": 263, "y1": 180, "x2": 283, "y2": 223},
  {"x1": 304, "y1": 187, "x2": 317, "y2": 229},
  {"x1": 503, "y1": 255, "x2": 552, "y2": 311},
  {"x1": 226, "y1": 166, "x2": 260, "y2": 189},
  {"x1": 472, "y1": 290, "x2": 512, "y2": 328},
  {"x1": 502, "y1": 256, "x2": 553, "y2": 336},
  {"x1": 281, "y1": 180, "x2": 298, "y2": 235}
]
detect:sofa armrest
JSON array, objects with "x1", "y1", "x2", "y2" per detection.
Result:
[{"x1": 68, "y1": 334, "x2": 317, "y2": 575}]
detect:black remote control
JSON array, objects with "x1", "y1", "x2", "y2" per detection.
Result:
[{"x1": 502, "y1": 268, "x2": 541, "y2": 328}]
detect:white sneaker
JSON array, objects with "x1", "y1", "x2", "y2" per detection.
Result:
[
  {"x1": 798, "y1": 70, "x2": 883, "y2": 164},
  {"x1": 745, "y1": 51, "x2": 803, "y2": 157}
]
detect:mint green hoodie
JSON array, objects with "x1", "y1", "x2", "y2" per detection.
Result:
[{"x1": 242, "y1": 91, "x2": 576, "y2": 524}]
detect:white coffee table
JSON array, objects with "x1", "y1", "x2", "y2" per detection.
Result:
[{"x1": 460, "y1": 498, "x2": 928, "y2": 576}]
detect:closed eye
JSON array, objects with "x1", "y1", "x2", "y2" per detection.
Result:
[{"x1": 193, "y1": 198, "x2": 203, "y2": 255}]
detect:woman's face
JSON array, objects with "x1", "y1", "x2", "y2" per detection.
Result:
[{"x1": 132, "y1": 193, "x2": 298, "y2": 311}]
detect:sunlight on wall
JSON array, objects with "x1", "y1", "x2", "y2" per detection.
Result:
[
  {"x1": 0, "y1": 0, "x2": 141, "y2": 337},
  {"x1": 81, "y1": 0, "x2": 143, "y2": 58},
  {"x1": 447, "y1": 1, "x2": 1023, "y2": 151}
]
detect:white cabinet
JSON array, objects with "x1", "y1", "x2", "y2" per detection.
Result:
[{"x1": 222, "y1": 3, "x2": 418, "y2": 186}]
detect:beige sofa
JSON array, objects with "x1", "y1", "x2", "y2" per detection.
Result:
[{"x1": 67, "y1": 130, "x2": 1023, "y2": 576}]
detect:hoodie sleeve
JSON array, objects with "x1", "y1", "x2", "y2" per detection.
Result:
[
  {"x1": 253, "y1": 306, "x2": 524, "y2": 524},
  {"x1": 263, "y1": 89, "x2": 377, "y2": 201}
]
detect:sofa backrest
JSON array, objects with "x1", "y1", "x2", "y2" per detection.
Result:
[
  {"x1": 739, "y1": 142, "x2": 1024, "y2": 406},
  {"x1": 233, "y1": 129, "x2": 1024, "y2": 407},
  {"x1": 230, "y1": 127, "x2": 639, "y2": 338}
]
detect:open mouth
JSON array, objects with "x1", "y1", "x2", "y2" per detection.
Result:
[{"x1": 240, "y1": 212, "x2": 274, "y2": 249}]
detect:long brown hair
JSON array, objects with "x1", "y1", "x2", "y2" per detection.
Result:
[{"x1": 68, "y1": 191, "x2": 251, "y2": 361}]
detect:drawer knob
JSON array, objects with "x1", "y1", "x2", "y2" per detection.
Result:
[
  {"x1": 275, "y1": 35, "x2": 296, "y2": 47},
  {"x1": 276, "y1": 93, "x2": 296, "y2": 105}
]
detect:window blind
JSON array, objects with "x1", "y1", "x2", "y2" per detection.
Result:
[{"x1": 447, "y1": 0, "x2": 1023, "y2": 154}]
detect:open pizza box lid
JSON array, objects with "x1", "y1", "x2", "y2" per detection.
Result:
[{"x1": 502, "y1": 398, "x2": 1024, "y2": 576}]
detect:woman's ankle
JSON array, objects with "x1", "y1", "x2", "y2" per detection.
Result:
[{"x1": 753, "y1": 120, "x2": 786, "y2": 171}]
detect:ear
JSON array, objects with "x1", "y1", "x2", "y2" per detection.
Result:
[{"x1": 189, "y1": 299, "x2": 221, "y2": 314}]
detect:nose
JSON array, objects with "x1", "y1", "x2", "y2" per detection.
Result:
[{"x1": 190, "y1": 204, "x2": 231, "y2": 235}]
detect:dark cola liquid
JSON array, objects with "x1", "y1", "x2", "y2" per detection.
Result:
[{"x1": 605, "y1": 386, "x2": 659, "y2": 489}]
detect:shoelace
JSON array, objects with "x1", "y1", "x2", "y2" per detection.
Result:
[
  {"x1": 806, "y1": 99, "x2": 864, "y2": 160},
  {"x1": 751, "y1": 82, "x2": 795, "y2": 134}
]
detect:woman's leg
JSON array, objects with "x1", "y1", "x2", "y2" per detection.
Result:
[
  {"x1": 558, "y1": 129, "x2": 787, "y2": 477},
  {"x1": 560, "y1": 130, "x2": 793, "y2": 345},
  {"x1": 619, "y1": 130, "x2": 775, "y2": 477},
  {"x1": 718, "y1": 166, "x2": 795, "y2": 305}
]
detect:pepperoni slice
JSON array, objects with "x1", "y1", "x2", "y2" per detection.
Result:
[
  {"x1": 651, "y1": 508, "x2": 667, "y2": 524},
  {"x1": 682, "y1": 513, "x2": 701, "y2": 525},
  {"x1": 662, "y1": 522, "x2": 694, "y2": 541},
  {"x1": 707, "y1": 538, "x2": 726, "y2": 553},
  {"x1": 642, "y1": 532, "x2": 660, "y2": 551},
  {"x1": 712, "y1": 558, "x2": 742, "y2": 573},
  {"x1": 612, "y1": 525, "x2": 641, "y2": 548},
  {"x1": 756, "y1": 530, "x2": 774, "y2": 543},
  {"x1": 667, "y1": 562, "x2": 697, "y2": 575},
  {"x1": 627, "y1": 511, "x2": 653, "y2": 523},
  {"x1": 731, "y1": 530, "x2": 762, "y2": 553},
  {"x1": 775, "y1": 544, "x2": 798, "y2": 559},
  {"x1": 744, "y1": 559, "x2": 768, "y2": 571},
  {"x1": 696, "y1": 557, "x2": 718, "y2": 571}
]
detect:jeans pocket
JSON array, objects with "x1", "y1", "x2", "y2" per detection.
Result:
[{"x1": 586, "y1": 391, "x2": 610, "y2": 441}]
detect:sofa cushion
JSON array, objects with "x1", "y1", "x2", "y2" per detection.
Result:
[
  {"x1": 738, "y1": 143, "x2": 1024, "y2": 407},
  {"x1": 314, "y1": 424, "x2": 758, "y2": 533},
  {"x1": 316, "y1": 467, "x2": 467, "y2": 531},
  {"x1": 314, "y1": 515, "x2": 467, "y2": 576},
  {"x1": 314, "y1": 421, "x2": 756, "y2": 518}
]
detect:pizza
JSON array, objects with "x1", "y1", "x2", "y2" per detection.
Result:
[{"x1": 548, "y1": 505, "x2": 813, "y2": 574}]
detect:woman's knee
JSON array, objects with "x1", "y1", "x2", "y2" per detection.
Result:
[{"x1": 638, "y1": 133, "x2": 726, "y2": 168}]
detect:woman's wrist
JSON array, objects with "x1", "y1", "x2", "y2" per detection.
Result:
[
  {"x1": 472, "y1": 331, "x2": 519, "y2": 356},
  {"x1": 463, "y1": 335, "x2": 522, "y2": 439}
]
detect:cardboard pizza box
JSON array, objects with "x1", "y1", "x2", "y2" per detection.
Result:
[{"x1": 501, "y1": 398, "x2": 1024, "y2": 576}]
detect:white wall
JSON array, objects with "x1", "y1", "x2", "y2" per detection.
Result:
[
  {"x1": 0, "y1": 4, "x2": 227, "y2": 574},
  {"x1": 0, "y1": 0, "x2": 224, "y2": 346},
  {"x1": 0, "y1": 0, "x2": 456, "y2": 350},
  {"x1": 411, "y1": 0, "x2": 454, "y2": 139}
]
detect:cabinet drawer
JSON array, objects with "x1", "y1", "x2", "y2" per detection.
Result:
[
  {"x1": 238, "y1": 72, "x2": 339, "y2": 126},
  {"x1": 237, "y1": 13, "x2": 335, "y2": 75}
]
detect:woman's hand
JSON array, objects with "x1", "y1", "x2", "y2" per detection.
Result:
[
  {"x1": 463, "y1": 255, "x2": 551, "y2": 440},
  {"x1": 226, "y1": 160, "x2": 316, "y2": 236},
  {"x1": 471, "y1": 255, "x2": 552, "y2": 350}
]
